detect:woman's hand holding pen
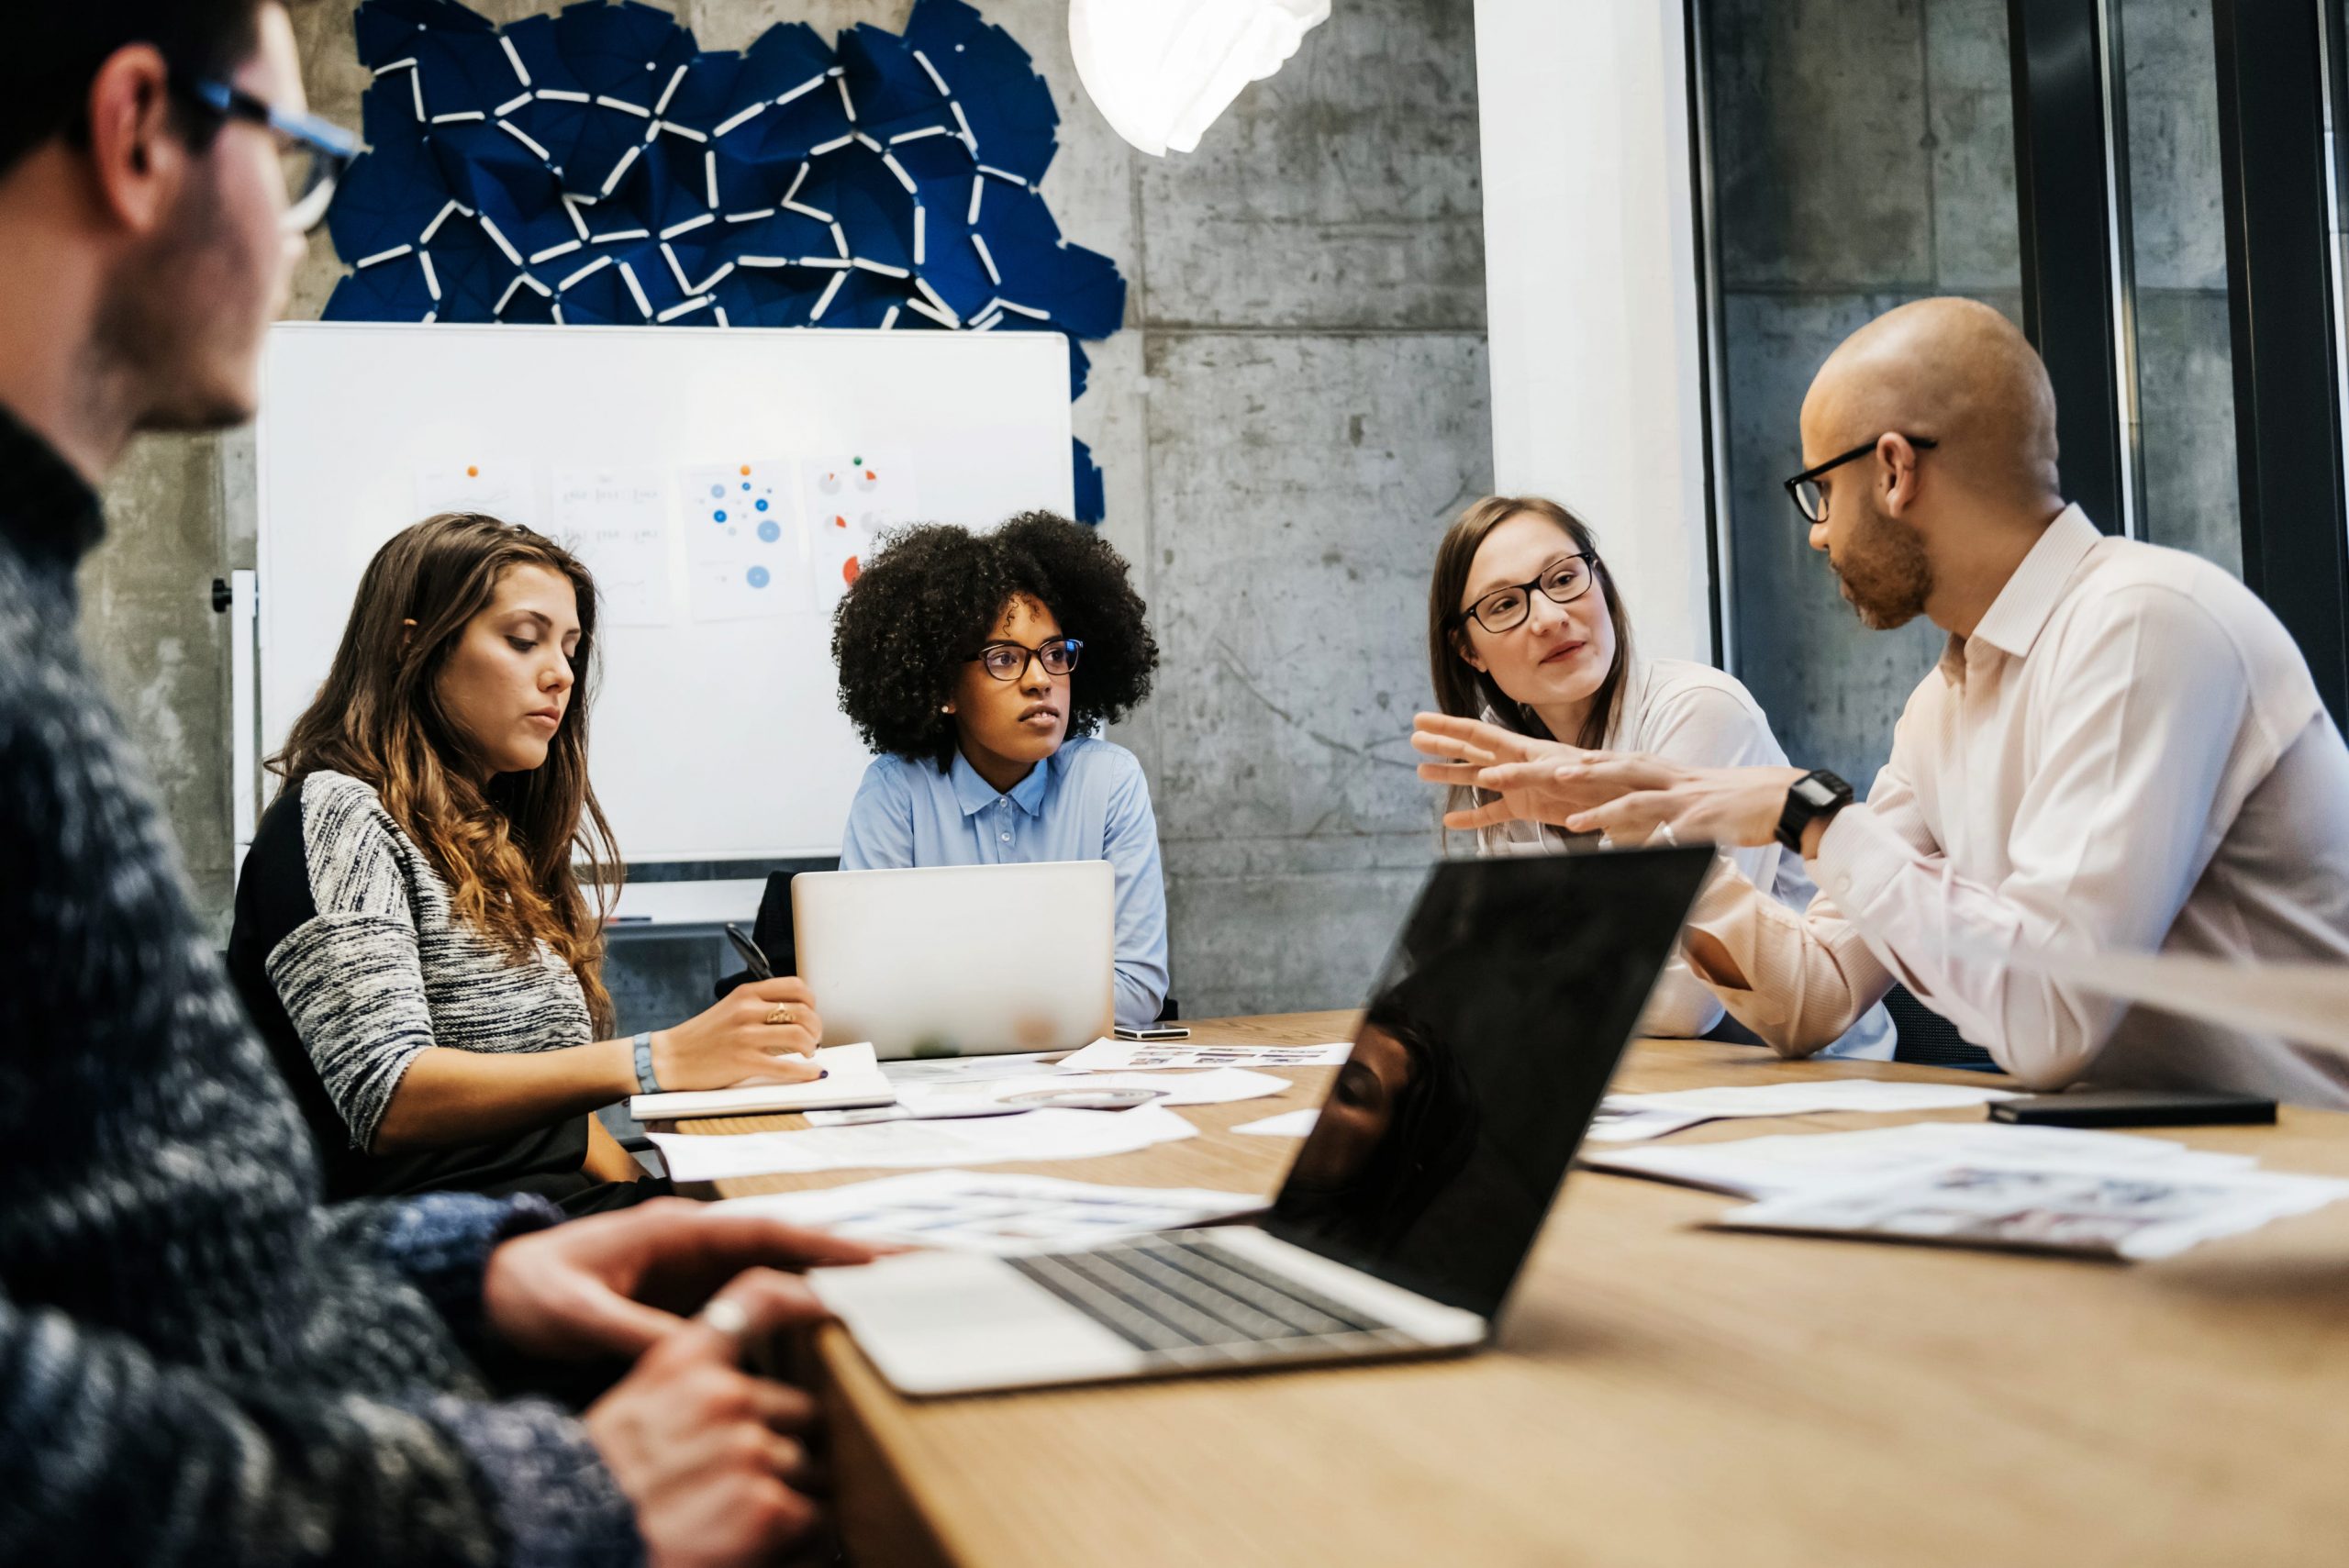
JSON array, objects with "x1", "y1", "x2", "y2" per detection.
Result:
[{"x1": 651, "y1": 978, "x2": 826, "y2": 1090}]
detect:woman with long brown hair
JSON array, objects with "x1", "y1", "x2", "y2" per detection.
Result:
[
  {"x1": 227, "y1": 513, "x2": 823, "y2": 1210},
  {"x1": 1423, "y1": 495, "x2": 1894, "y2": 1056}
]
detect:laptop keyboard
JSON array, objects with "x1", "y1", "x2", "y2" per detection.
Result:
[{"x1": 1007, "y1": 1232, "x2": 1419, "y2": 1365}]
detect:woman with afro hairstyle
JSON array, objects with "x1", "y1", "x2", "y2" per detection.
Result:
[{"x1": 831, "y1": 510, "x2": 1170, "y2": 1026}]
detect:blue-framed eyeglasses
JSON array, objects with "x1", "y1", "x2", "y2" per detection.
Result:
[{"x1": 177, "y1": 78, "x2": 363, "y2": 235}]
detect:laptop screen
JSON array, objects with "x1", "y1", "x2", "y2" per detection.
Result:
[{"x1": 1260, "y1": 846, "x2": 1713, "y2": 1318}]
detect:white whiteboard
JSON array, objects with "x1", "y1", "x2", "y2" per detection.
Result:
[{"x1": 254, "y1": 321, "x2": 1073, "y2": 862}]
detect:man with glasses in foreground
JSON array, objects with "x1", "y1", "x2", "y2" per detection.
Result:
[
  {"x1": 0, "y1": 6, "x2": 884, "y2": 1563},
  {"x1": 1414, "y1": 296, "x2": 2349, "y2": 1107}
]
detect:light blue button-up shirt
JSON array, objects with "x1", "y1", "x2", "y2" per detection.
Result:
[{"x1": 838, "y1": 736, "x2": 1171, "y2": 1027}]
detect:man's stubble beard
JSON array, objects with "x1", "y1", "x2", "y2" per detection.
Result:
[
  {"x1": 91, "y1": 155, "x2": 267, "y2": 437},
  {"x1": 1831, "y1": 500, "x2": 1933, "y2": 632}
]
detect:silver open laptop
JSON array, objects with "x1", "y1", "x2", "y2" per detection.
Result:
[
  {"x1": 808, "y1": 846, "x2": 1715, "y2": 1396},
  {"x1": 793, "y1": 861, "x2": 1115, "y2": 1060}
]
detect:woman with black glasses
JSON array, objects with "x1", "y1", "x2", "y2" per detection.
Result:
[
  {"x1": 1423, "y1": 495, "x2": 1893, "y2": 1055},
  {"x1": 831, "y1": 510, "x2": 1170, "y2": 1027}
]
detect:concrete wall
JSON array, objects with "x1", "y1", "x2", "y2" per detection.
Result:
[
  {"x1": 1704, "y1": 0, "x2": 2241, "y2": 791},
  {"x1": 76, "y1": 0, "x2": 1487, "y2": 1027},
  {"x1": 1706, "y1": 0, "x2": 2020, "y2": 790}
]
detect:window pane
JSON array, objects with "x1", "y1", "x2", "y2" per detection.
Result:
[
  {"x1": 2119, "y1": 0, "x2": 2243, "y2": 574},
  {"x1": 1704, "y1": 0, "x2": 2024, "y2": 788}
]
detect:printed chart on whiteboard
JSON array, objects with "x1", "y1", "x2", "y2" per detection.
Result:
[
  {"x1": 807, "y1": 450, "x2": 920, "y2": 604},
  {"x1": 551, "y1": 467, "x2": 672, "y2": 627},
  {"x1": 682, "y1": 458, "x2": 805, "y2": 621}
]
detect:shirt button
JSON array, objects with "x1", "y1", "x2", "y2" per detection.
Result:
[{"x1": 1000, "y1": 831, "x2": 1012, "y2": 842}]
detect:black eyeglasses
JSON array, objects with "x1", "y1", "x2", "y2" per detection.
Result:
[
  {"x1": 968, "y1": 637, "x2": 1084, "y2": 681},
  {"x1": 1784, "y1": 434, "x2": 1940, "y2": 524},
  {"x1": 176, "y1": 77, "x2": 363, "y2": 236},
  {"x1": 1452, "y1": 553, "x2": 1597, "y2": 635}
]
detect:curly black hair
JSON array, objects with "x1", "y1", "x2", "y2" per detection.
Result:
[{"x1": 831, "y1": 510, "x2": 1160, "y2": 770}]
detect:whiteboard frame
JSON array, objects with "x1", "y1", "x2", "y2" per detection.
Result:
[{"x1": 250, "y1": 320, "x2": 1074, "y2": 866}]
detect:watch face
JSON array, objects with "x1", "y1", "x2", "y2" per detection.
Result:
[{"x1": 1796, "y1": 777, "x2": 1838, "y2": 808}]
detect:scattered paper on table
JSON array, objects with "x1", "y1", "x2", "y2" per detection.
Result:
[
  {"x1": 551, "y1": 467, "x2": 673, "y2": 626},
  {"x1": 681, "y1": 458, "x2": 804, "y2": 619},
  {"x1": 1058, "y1": 1039, "x2": 1353, "y2": 1073},
  {"x1": 1234, "y1": 1109, "x2": 1320, "y2": 1138},
  {"x1": 712, "y1": 1170, "x2": 1265, "y2": 1253},
  {"x1": 1585, "y1": 1104, "x2": 1716, "y2": 1144},
  {"x1": 1714, "y1": 1159, "x2": 2349, "y2": 1260},
  {"x1": 414, "y1": 457, "x2": 539, "y2": 532},
  {"x1": 1583, "y1": 1121, "x2": 2256, "y2": 1201},
  {"x1": 883, "y1": 1051, "x2": 1069, "y2": 1086},
  {"x1": 811, "y1": 1067, "x2": 1286, "y2": 1125},
  {"x1": 651, "y1": 1102, "x2": 1198, "y2": 1182}
]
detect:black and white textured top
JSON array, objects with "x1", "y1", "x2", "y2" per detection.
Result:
[
  {"x1": 0, "y1": 402, "x2": 638, "y2": 1565},
  {"x1": 230, "y1": 770, "x2": 599, "y2": 1202}
]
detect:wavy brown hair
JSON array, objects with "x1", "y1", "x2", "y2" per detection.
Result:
[{"x1": 269, "y1": 513, "x2": 620, "y2": 1029}]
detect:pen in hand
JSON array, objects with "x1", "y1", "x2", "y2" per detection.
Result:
[{"x1": 724, "y1": 922, "x2": 774, "y2": 980}]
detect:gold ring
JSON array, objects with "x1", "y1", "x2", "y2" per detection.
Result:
[{"x1": 764, "y1": 1004, "x2": 796, "y2": 1027}]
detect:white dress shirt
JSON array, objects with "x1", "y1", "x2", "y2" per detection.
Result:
[
  {"x1": 1687, "y1": 504, "x2": 2349, "y2": 1106},
  {"x1": 1483, "y1": 658, "x2": 1896, "y2": 1057}
]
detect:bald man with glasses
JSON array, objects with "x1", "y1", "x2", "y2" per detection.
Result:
[{"x1": 1416, "y1": 296, "x2": 2349, "y2": 1107}]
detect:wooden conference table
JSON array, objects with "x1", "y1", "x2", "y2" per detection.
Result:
[{"x1": 670, "y1": 1011, "x2": 2349, "y2": 1568}]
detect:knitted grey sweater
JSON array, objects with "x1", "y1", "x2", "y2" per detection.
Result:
[{"x1": 0, "y1": 405, "x2": 640, "y2": 1567}]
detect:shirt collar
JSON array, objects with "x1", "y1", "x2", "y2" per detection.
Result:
[
  {"x1": 1963, "y1": 503, "x2": 2103, "y2": 663},
  {"x1": 949, "y1": 746, "x2": 1057, "y2": 818},
  {"x1": 0, "y1": 399, "x2": 105, "y2": 568}
]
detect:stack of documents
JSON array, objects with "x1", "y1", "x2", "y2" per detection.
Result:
[
  {"x1": 713, "y1": 1170, "x2": 1264, "y2": 1253},
  {"x1": 1587, "y1": 1079, "x2": 2020, "y2": 1143}
]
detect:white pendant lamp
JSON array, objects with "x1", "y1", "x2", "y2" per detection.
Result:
[{"x1": 1068, "y1": 0, "x2": 1331, "y2": 157}]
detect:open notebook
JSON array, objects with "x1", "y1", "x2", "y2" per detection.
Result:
[{"x1": 629, "y1": 1043, "x2": 896, "y2": 1121}]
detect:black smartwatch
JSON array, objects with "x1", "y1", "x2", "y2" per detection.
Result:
[{"x1": 1776, "y1": 770, "x2": 1854, "y2": 853}]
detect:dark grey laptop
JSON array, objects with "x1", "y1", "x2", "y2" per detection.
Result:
[{"x1": 807, "y1": 846, "x2": 1715, "y2": 1396}]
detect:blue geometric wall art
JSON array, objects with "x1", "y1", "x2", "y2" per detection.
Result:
[{"x1": 326, "y1": 0, "x2": 1124, "y2": 522}]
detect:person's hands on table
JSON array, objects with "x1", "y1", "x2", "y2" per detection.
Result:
[
  {"x1": 1413, "y1": 712, "x2": 1812, "y2": 851},
  {"x1": 584, "y1": 1269, "x2": 837, "y2": 1568},
  {"x1": 482, "y1": 1196, "x2": 886, "y2": 1362}
]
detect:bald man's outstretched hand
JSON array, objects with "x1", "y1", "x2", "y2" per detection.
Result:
[{"x1": 1412, "y1": 713, "x2": 1806, "y2": 850}]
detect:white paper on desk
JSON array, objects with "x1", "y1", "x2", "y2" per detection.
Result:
[
  {"x1": 882, "y1": 1051, "x2": 1069, "y2": 1086},
  {"x1": 920, "y1": 1067, "x2": 1287, "y2": 1108},
  {"x1": 629, "y1": 1044, "x2": 892, "y2": 1120},
  {"x1": 651, "y1": 1103, "x2": 1199, "y2": 1182},
  {"x1": 1583, "y1": 1122, "x2": 2256, "y2": 1201},
  {"x1": 1584, "y1": 1105, "x2": 1715, "y2": 1143},
  {"x1": 1058, "y1": 1039, "x2": 1353, "y2": 1072},
  {"x1": 712, "y1": 1170, "x2": 1264, "y2": 1254},
  {"x1": 803, "y1": 1068, "x2": 1287, "y2": 1127},
  {"x1": 1716, "y1": 1158, "x2": 2349, "y2": 1260},
  {"x1": 1234, "y1": 1108, "x2": 1320, "y2": 1138},
  {"x1": 1608, "y1": 1080, "x2": 2020, "y2": 1120}
]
